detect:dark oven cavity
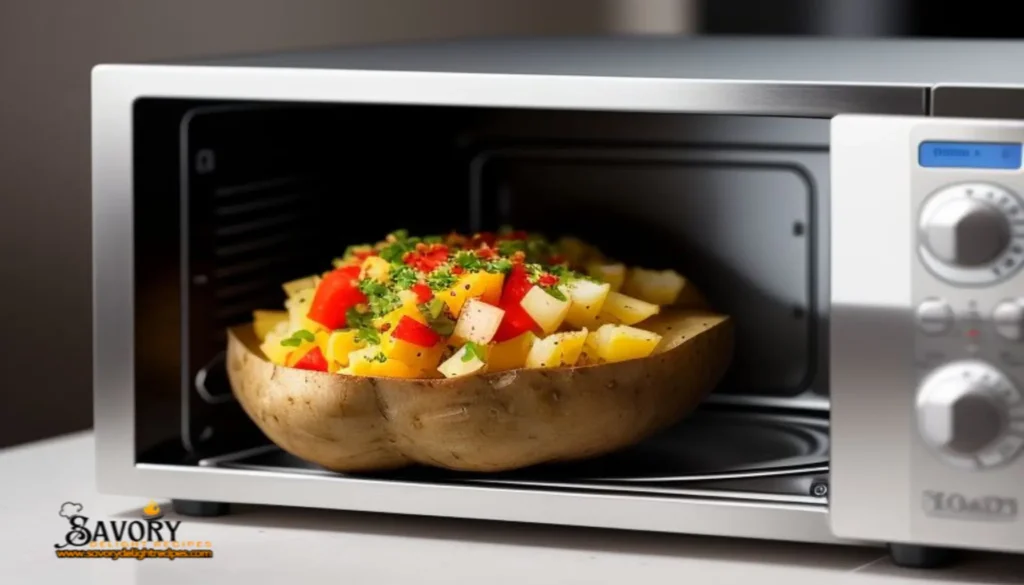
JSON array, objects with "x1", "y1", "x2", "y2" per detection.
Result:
[{"x1": 131, "y1": 100, "x2": 831, "y2": 504}]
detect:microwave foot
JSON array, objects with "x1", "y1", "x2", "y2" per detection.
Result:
[
  {"x1": 171, "y1": 499, "x2": 231, "y2": 518},
  {"x1": 886, "y1": 543, "x2": 957, "y2": 569}
]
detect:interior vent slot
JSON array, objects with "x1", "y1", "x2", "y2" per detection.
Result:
[{"x1": 209, "y1": 175, "x2": 319, "y2": 328}]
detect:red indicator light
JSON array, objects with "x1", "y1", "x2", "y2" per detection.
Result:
[{"x1": 967, "y1": 329, "x2": 979, "y2": 338}]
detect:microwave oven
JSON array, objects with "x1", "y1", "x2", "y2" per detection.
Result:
[{"x1": 92, "y1": 37, "x2": 1024, "y2": 569}]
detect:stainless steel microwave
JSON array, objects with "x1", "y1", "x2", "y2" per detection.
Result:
[{"x1": 92, "y1": 37, "x2": 1024, "y2": 570}]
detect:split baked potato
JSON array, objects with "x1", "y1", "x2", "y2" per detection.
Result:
[{"x1": 226, "y1": 229, "x2": 734, "y2": 473}]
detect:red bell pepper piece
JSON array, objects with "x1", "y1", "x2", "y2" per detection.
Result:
[
  {"x1": 306, "y1": 266, "x2": 366, "y2": 329},
  {"x1": 410, "y1": 283, "x2": 433, "y2": 304},
  {"x1": 392, "y1": 315, "x2": 441, "y2": 347},
  {"x1": 500, "y1": 264, "x2": 533, "y2": 304},
  {"x1": 403, "y1": 244, "x2": 450, "y2": 273},
  {"x1": 292, "y1": 346, "x2": 328, "y2": 372},
  {"x1": 493, "y1": 264, "x2": 541, "y2": 342}
]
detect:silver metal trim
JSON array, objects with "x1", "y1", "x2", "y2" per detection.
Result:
[
  {"x1": 131, "y1": 462, "x2": 849, "y2": 545},
  {"x1": 92, "y1": 64, "x2": 926, "y2": 118}
]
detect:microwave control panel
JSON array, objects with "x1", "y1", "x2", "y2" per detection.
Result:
[
  {"x1": 912, "y1": 151, "x2": 1024, "y2": 472},
  {"x1": 910, "y1": 122, "x2": 1024, "y2": 550},
  {"x1": 831, "y1": 114, "x2": 1024, "y2": 551}
]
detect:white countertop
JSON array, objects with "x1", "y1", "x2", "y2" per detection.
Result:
[{"x1": 1, "y1": 432, "x2": 1021, "y2": 584}]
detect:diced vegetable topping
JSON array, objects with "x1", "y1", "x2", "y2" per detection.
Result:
[{"x1": 254, "y1": 229, "x2": 688, "y2": 378}]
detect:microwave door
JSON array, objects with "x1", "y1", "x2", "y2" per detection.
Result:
[{"x1": 830, "y1": 114, "x2": 1024, "y2": 554}]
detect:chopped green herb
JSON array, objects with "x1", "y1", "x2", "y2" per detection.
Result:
[
  {"x1": 369, "y1": 292, "x2": 401, "y2": 317},
  {"x1": 542, "y1": 286, "x2": 568, "y2": 302},
  {"x1": 378, "y1": 230, "x2": 420, "y2": 263},
  {"x1": 548, "y1": 264, "x2": 588, "y2": 283},
  {"x1": 425, "y1": 268, "x2": 458, "y2": 292},
  {"x1": 345, "y1": 307, "x2": 374, "y2": 330},
  {"x1": 389, "y1": 265, "x2": 418, "y2": 289},
  {"x1": 357, "y1": 279, "x2": 402, "y2": 317},
  {"x1": 367, "y1": 351, "x2": 388, "y2": 363},
  {"x1": 485, "y1": 257, "x2": 513, "y2": 274},
  {"x1": 453, "y1": 250, "x2": 485, "y2": 272},
  {"x1": 355, "y1": 328, "x2": 380, "y2": 345},
  {"x1": 462, "y1": 341, "x2": 486, "y2": 363},
  {"x1": 423, "y1": 235, "x2": 443, "y2": 244},
  {"x1": 279, "y1": 328, "x2": 315, "y2": 347}
]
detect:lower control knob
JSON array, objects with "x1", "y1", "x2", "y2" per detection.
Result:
[{"x1": 916, "y1": 361, "x2": 1022, "y2": 469}]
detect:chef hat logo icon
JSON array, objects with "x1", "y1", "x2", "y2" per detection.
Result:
[
  {"x1": 59, "y1": 502, "x2": 83, "y2": 519},
  {"x1": 141, "y1": 500, "x2": 164, "y2": 520}
]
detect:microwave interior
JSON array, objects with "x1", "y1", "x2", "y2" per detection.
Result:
[{"x1": 133, "y1": 99, "x2": 832, "y2": 507}]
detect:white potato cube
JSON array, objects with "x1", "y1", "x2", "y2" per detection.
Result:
[
  {"x1": 588, "y1": 324, "x2": 663, "y2": 363},
  {"x1": 622, "y1": 267, "x2": 686, "y2": 306},
  {"x1": 437, "y1": 345, "x2": 487, "y2": 378},
  {"x1": 587, "y1": 263, "x2": 626, "y2": 292},
  {"x1": 563, "y1": 279, "x2": 611, "y2": 329},
  {"x1": 598, "y1": 291, "x2": 660, "y2": 325},
  {"x1": 452, "y1": 298, "x2": 505, "y2": 345},
  {"x1": 525, "y1": 330, "x2": 589, "y2": 369},
  {"x1": 520, "y1": 285, "x2": 571, "y2": 335}
]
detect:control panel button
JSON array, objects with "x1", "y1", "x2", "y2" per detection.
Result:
[
  {"x1": 922, "y1": 198, "x2": 1012, "y2": 266},
  {"x1": 993, "y1": 299, "x2": 1024, "y2": 341},
  {"x1": 916, "y1": 360, "x2": 1022, "y2": 470},
  {"x1": 916, "y1": 298, "x2": 954, "y2": 335}
]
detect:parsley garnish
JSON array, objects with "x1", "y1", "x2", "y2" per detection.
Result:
[
  {"x1": 378, "y1": 230, "x2": 420, "y2": 263},
  {"x1": 389, "y1": 265, "x2": 418, "y2": 289},
  {"x1": 343, "y1": 307, "x2": 380, "y2": 344},
  {"x1": 485, "y1": 257, "x2": 513, "y2": 274},
  {"x1": 425, "y1": 268, "x2": 457, "y2": 292},
  {"x1": 367, "y1": 351, "x2": 387, "y2": 363},
  {"x1": 345, "y1": 307, "x2": 373, "y2": 329},
  {"x1": 280, "y1": 329, "x2": 315, "y2": 347},
  {"x1": 423, "y1": 235, "x2": 443, "y2": 244},
  {"x1": 453, "y1": 250, "x2": 485, "y2": 272},
  {"x1": 357, "y1": 328, "x2": 380, "y2": 345},
  {"x1": 358, "y1": 278, "x2": 402, "y2": 316},
  {"x1": 542, "y1": 286, "x2": 567, "y2": 302},
  {"x1": 462, "y1": 341, "x2": 486, "y2": 363}
]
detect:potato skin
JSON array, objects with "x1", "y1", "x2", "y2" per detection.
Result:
[{"x1": 226, "y1": 309, "x2": 734, "y2": 473}]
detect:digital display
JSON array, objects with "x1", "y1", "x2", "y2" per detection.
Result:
[{"x1": 919, "y1": 141, "x2": 1022, "y2": 170}]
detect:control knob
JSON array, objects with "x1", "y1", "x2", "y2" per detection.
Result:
[
  {"x1": 920, "y1": 198, "x2": 1012, "y2": 267},
  {"x1": 916, "y1": 360, "x2": 1024, "y2": 469}
]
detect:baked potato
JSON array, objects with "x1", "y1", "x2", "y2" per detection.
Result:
[{"x1": 226, "y1": 229, "x2": 733, "y2": 473}]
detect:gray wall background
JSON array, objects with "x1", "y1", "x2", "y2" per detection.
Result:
[{"x1": 0, "y1": 0, "x2": 695, "y2": 448}]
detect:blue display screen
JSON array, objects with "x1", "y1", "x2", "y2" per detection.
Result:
[{"x1": 919, "y1": 141, "x2": 1022, "y2": 170}]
